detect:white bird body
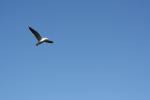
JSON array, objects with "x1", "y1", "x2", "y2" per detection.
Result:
[
  {"x1": 28, "y1": 26, "x2": 54, "y2": 46},
  {"x1": 40, "y1": 38, "x2": 48, "y2": 42}
]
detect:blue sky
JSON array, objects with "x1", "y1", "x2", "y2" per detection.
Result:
[{"x1": 0, "y1": 0, "x2": 150, "y2": 100}]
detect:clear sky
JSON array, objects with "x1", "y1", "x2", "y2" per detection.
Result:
[{"x1": 0, "y1": 0, "x2": 150, "y2": 100}]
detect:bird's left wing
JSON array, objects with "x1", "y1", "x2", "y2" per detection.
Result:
[{"x1": 29, "y1": 26, "x2": 42, "y2": 41}]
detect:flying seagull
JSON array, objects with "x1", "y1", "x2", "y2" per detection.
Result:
[{"x1": 29, "y1": 26, "x2": 54, "y2": 46}]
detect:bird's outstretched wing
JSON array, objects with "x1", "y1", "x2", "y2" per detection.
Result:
[
  {"x1": 29, "y1": 26, "x2": 42, "y2": 41},
  {"x1": 45, "y1": 40, "x2": 54, "y2": 43}
]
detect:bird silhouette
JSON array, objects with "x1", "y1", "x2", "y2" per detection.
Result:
[{"x1": 29, "y1": 26, "x2": 54, "y2": 46}]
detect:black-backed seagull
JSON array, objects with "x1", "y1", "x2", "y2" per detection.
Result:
[{"x1": 29, "y1": 26, "x2": 54, "y2": 46}]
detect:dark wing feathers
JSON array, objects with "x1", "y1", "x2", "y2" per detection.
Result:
[
  {"x1": 45, "y1": 40, "x2": 54, "y2": 43},
  {"x1": 29, "y1": 26, "x2": 42, "y2": 41}
]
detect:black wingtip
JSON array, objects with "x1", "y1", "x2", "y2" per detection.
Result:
[
  {"x1": 28, "y1": 26, "x2": 31, "y2": 28},
  {"x1": 51, "y1": 41, "x2": 54, "y2": 43},
  {"x1": 28, "y1": 25, "x2": 33, "y2": 29},
  {"x1": 28, "y1": 26, "x2": 33, "y2": 31}
]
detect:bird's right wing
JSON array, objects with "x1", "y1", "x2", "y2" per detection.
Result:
[
  {"x1": 29, "y1": 26, "x2": 42, "y2": 41},
  {"x1": 45, "y1": 40, "x2": 54, "y2": 43}
]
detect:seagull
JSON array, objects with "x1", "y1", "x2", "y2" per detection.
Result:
[{"x1": 29, "y1": 26, "x2": 54, "y2": 46}]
